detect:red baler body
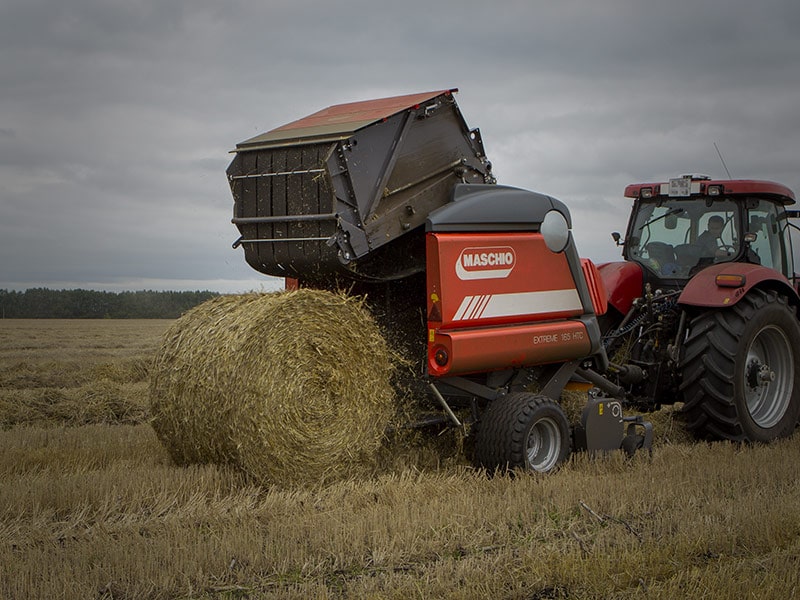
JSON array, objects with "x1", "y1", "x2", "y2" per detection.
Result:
[{"x1": 426, "y1": 231, "x2": 593, "y2": 377}]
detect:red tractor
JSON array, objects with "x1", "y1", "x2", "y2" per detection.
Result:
[
  {"x1": 226, "y1": 90, "x2": 800, "y2": 474},
  {"x1": 599, "y1": 175, "x2": 800, "y2": 442}
]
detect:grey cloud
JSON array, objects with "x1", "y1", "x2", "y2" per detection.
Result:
[{"x1": 2, "y1": 0, "x2": 800, "y2": 290}]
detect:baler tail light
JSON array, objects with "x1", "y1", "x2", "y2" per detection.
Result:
[{"x1": 433, "y1": 347, "x2": 449, "y2": 367}]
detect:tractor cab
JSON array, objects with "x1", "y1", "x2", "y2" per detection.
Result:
[{"x1": 620, "y1": 176, "x2": 796, "y2": 285}]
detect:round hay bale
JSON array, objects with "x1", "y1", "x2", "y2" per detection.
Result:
[{"x1": 149, "y1": 289, "x2": 395, "y2": 486}]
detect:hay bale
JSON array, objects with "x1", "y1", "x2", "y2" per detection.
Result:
[{"x1": 149, "y1": 289, "x2": 394, "y2": 486}]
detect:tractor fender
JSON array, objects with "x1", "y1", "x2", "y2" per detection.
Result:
[
  {"x1": 596, "y1": 261, "x2": 643, "y2": 316},
  {"x1": 679, "y1": 263, "x2": 800, "y2": 309}
]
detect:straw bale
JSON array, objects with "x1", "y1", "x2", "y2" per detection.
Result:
[{"x1": 149, "y1": 289, "x2": 395, "y2": 486}]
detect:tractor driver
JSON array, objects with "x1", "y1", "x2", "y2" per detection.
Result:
[{"x1": 696, "y1": 215, "x2": 732, "y2": 259}]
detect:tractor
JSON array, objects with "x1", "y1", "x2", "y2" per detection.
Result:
[{"x1": 599, "y1": 175, "x2": 800, "y2": 442}]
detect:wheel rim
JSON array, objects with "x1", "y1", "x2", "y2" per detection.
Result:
[
  {"x1": 743, "y1": 324, "x2": 794, "y2": 429},
  {"x1": 525, "y1": 417, "x2": 562, "y2": 472}
]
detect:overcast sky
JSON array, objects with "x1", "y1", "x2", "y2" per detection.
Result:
[{"x1": 2, "y1": 0, "x2": 800, "y2": 292}]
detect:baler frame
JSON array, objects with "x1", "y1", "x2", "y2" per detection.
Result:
[{"x1": 227, "y1": 90, "x2": 653, "y2": 473}]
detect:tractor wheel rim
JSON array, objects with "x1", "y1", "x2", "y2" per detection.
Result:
[
  {"x1": 526, "y1": 417, "x2": 561, "y2": 472},
  {"x1": 744, "y1": 324, "x2": 793, "y2": 429}
]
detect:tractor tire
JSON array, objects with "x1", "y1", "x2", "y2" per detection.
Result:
[
  {"x1": 679, "y1": 288, "x2": 800, "y2": 442},
  {"x1": 474, "y1": 393, "x2": 571, "y2": 473}
]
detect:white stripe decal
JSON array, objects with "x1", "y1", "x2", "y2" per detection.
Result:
[
  {"x1": 452, "y1": 289, "x2": 582, "y2": 321},
  {"x1": 467, "y1": 295, "x2": 488, "y2": 320},
  {"x1": 463, "y1": 296, "x2": 478, "y2": 320},
  {"x1": 465, "y1": 295, "x2": 481, "y2": 320},
  {"x1": 474, "y1": 294, "x2": 493, "y2": 319},
  {"x1": 453, "y1": 296, "x2": 474, "y2": 321}
]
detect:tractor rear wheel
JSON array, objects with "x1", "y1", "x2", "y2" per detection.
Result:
[
  {"x1": 474, "y1": 393, "x2": 571, "y2": 473},
  {"x1": 679, "y1": 289, "x2": 800, "y2": 442}
]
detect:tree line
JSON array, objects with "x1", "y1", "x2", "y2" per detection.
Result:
[{"x1": 0, "y1": 289, "x2": 220, "y2": 319}]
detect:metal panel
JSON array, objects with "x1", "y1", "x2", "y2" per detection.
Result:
[
  {"x1": 227, "y1": 89, "x2": 494, "y2": 282},
  {"x1": 235, "y1": 89, "x2": 457, "y2": 150}
]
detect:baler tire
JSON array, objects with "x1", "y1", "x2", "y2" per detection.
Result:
[
  {"x1": 679, "y1": 288, "x2": 800, "y2": 442},
  {"x1": 474, "y1": 393, "x2": 571, "y2": 474}
]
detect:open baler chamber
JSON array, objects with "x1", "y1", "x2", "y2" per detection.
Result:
[{"x1": 226, "y1": 89, "x2": 494, "y2": 284}]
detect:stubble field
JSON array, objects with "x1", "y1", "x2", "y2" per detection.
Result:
[{"x1": 1, "y1": 318, "x2": 799, "y2": 599}]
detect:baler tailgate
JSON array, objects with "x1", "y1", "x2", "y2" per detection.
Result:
[{"x1": 227, "y1": 89, "x2": 493, "y2": 283}]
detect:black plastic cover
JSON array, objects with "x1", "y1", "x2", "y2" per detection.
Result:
[{"x1": 426, "y1": 184, "x2": 572, "y2": 233}]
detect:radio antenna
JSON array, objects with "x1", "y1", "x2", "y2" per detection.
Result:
[{"x1": 714, "y1": 142, "x2": 733, "y2": 179}]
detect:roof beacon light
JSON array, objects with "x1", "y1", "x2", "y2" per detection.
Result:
[
  {"x1": 708, "y1": 185, "x2": 723, "y2": 196},
  {"x1": 640, "y1": 187, "x2": 654, "y2": 199}
]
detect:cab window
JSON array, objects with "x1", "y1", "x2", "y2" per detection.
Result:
[
  {"x1": 627, "y1": 199, "x2": 739, "y2": 278},
  {"x1": 747, "y1": 200, "x2": 793, "y2": 277}
]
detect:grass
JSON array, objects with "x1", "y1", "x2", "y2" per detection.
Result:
[
  {"x1": 1, "y1": 319, "x2": 799, "y2": 599},
  {"x1": 0, "y1": 320, "x2": 163, "y2": 429}
]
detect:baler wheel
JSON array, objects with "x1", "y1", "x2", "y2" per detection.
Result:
[
  {"x1": 474, "y1": 393, "x2": 571, "y2": 474},
  {"x1": 680, "y1": 288, "x2": 800, "y2": 442}
]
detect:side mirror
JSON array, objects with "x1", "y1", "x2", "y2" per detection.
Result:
[{"x1": 611, "y1": 232, "x2": 623, "y2": 246}]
